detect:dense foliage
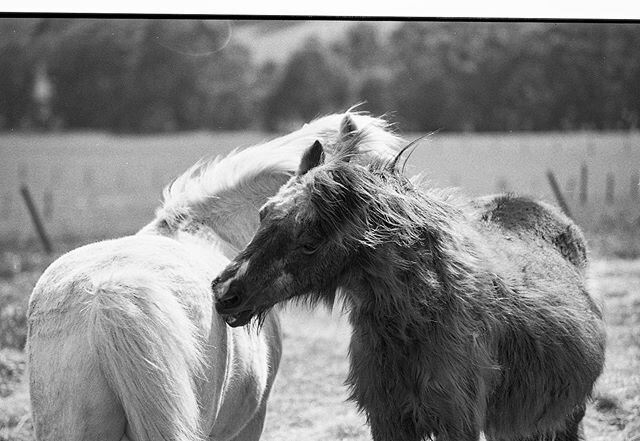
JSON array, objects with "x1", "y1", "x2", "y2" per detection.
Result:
[{"x1": 1, "y1": 19, "x2": 639, "y2": 132}]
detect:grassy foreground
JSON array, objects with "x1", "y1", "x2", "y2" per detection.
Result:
[{"x1": 1, "y1": 252, "x2": 639, "y2": 441}]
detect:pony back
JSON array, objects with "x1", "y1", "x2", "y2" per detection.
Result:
[{"x1": 473, "y1": 193, "x2": 588, "y2": 271}]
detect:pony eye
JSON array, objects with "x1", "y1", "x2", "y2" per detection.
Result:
[
  {"x1": 258, "y1": 208, "x2": 267, "y2": 222},
  {"x1": 301, "y1": 243, "x2": 319, "y2": 255}
]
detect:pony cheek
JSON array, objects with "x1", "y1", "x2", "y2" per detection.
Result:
[
  {"x1": 273, "y1": 272, "x2": 294, "y2": 296},
  {"x1": 263, "y1": 259, "x2": 294, "y2": 299}
]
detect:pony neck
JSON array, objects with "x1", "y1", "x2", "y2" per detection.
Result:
[
  {"x1": 138, "y1": 216, "x2": 240, "y2": 260},
  {"x1": 139, "y1": 169, "x2": 291, "y2": 252},
  {"x1": 147, "y1": 145, "x2": 298, "y2": 250},
  {"x1": 342, "y1": 249, "x2": 430, "y2": 327},
  {"x1": 340, "y1": 194, "x2": 487, "y2": 329}
]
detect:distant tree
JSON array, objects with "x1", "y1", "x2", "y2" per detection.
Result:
[
  {"x1": 544, "y1": 23, "x2": 640, "y2": 130},
  {"x1": 27, "y1": 19, "x2": 256, "y2": 132},
  {"x1": 118, "y1": 20, "x2": 202, "y2": 132},
  {"x1": 333, "y1": 23, "x2": 386, "y2": 71},
  {"x1": 263, "y1": 38, "x2": 351, "y2": 131},
  {"x1": 0, "y1": 38, "x2": 29, "y2": 129},
  {"x1": 43, "y1": 20, "x2": 138, "y2": 130},
  {"x1": 3, "y1": 19, "x2": 640, "y2": 133},
  {"x1": 355, "y1": 72, "x2": 394, "y2": 117},
  {"x1": 110, "y1": 19, "x2": 243, "y2": 132},
  {"x1": 0, "y1": 19, "x2": 40, "y2": 129},
  {"x1": 332, "y1": 23, "x2": 395, "y2": 117},
  {"x1": 459, "y1": 23, "x2": 542, "y2": 131},
  {"x1": 386, "y1": 22, "x2": 465, "y2": 131},
  {"x1": 197, "y1": 43, "x2": 261, "y2": 130},
  {"x1": 381, "y1": 22, "x2": 640, "y2": 132}
]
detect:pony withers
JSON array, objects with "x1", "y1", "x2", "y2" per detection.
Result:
[
  {"x1": 27, "y1": 112, "x2": 402, "y2": 441},
  {"x1": 213, "y1": 136, "x2": 606, "y2": 441}
]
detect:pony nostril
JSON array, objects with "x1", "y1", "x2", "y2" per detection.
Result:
[
  {"x1": 213, "y1": 276, "x2": 246, "y2": 314},
  {"x1": 218, "y1": 293, "x2": 242, "y2": 310}
]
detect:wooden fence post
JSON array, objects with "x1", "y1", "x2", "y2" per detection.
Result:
[
  {"x1": 20, "y1": 185, "x2": 53, "y2": 254},
  {"x1": 631, "y1": 171, "x2": 639, "y2": 201},
  {"x1": 546, "y1": 170, "x2": 573, "y2": 219},
  {"x1": 605, "y1": 173, "x2": 615, "y2": 205},
  {"x1": 579, "y1": 163, "x2": 588, "y2": 206},
  {"x1": 43, "y1": 190, "x2": 53, "y2": 220}
]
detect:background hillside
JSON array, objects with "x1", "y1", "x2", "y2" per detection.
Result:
[{"x1": 2, "y1": 19, "x2": 640, "y2": 133}]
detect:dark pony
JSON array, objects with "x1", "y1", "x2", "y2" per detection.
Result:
[{"x1": 213, "y1": 134, "x2": 606, "y2": 441}]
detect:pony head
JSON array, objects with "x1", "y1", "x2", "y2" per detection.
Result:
[{"x1": 212, "y1": 135, "x2": 381, "y2": 327}]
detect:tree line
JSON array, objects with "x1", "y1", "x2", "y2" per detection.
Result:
[{"x1": 1, "y1": 19, "x2": 639, "y2": 133}]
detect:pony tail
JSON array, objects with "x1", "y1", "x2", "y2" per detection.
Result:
[{"x1": 85, "y1": 272, "x2": 205, "y2": 441}]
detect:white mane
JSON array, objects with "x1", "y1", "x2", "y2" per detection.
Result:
[{"x1": 159, "y1": 112, "x2": 404, "y2": 227}]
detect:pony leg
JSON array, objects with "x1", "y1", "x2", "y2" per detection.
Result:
[
  {"x1": 440, "y1": 427, "x2": 482, "y2": 441},
  {"x1": 226, "y1": 403, "x2": 268, "y2": 441},
  {"x1": 503, "y1": 405, "x2": 586, "y2": 441},
  {"x1": 367, "y1": 415, "x2": 481, "y2": 441},
  {"x1": 29, "y1": 332, "x2": 127, "y2": 441}
]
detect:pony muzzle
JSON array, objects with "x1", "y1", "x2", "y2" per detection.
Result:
[
  {"x1": 214, "y1": 281, "x2": 255, "y2": 327},
  {"x1": 216, "y1": 292, "x2": 243, "y2": 310}
]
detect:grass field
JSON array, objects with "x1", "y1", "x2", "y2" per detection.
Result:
[
  {"x1": 2, "y1": 131, "x2": 639, "y2": 244},
  {"x1": 1, "y1": 130, "x2": 639, "y2": 440}
]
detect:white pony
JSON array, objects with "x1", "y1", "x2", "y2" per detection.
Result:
[{"x1": 27, "y1": 112, "x2": 403, "y2": 441}]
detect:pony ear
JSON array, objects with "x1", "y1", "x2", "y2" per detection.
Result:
[
  {"x1": 336, "y1": 115, "x2": 359, "y2": 164},
  {"x1": 339, "y1": 114, "x2": 358, "y2": 141},
  {"x1": 297, "y1": 140, "x2": 325, "y2": 175}
]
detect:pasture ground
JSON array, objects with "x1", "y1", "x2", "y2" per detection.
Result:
[{"x1": 0, "y1": 244, "x2": 639, "y2": 441}]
